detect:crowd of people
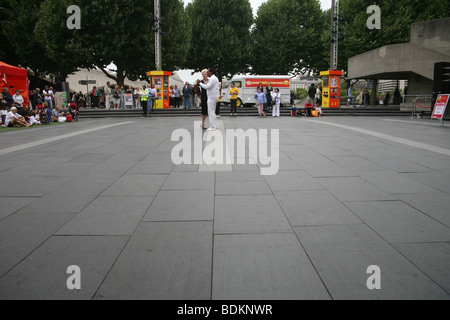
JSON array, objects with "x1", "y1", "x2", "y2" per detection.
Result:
[{"x1": 0, "y1": 86, "x2": 77, "y2": 128}]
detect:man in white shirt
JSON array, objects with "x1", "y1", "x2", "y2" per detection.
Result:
[
  {"x1": 104, "y1": 82, "x2": 112, "y2": 110},
  {"x1": 200, "y1": 68, "x2": 220, "y2": 130},
  {"x1": 43, "y1": 85, "x2": 54, "y2": 109},
  {"x1": 5, "y1": 107, "x2": 30, "y2": 127}
]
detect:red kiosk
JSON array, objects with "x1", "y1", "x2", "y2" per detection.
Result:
[{"x1": 320, "y1": 70, "x2": 344, "y2": 108}]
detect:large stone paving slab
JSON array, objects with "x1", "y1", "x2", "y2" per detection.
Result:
[
  {"x1": 101, "y1": 174, "x2": 167, "y2": 197},
  {"x1": 345, "y1": 201, "x2": 450, "y2": 243},
  {"x1": 143, "y1": 190, "x2": 214, "y2": 221},
  {"x1": 212, "y1": 233, "x2": 331, "y2": 300},
  {"x1": 317, "y1": 177, "x2": 395, "y2": 202},
  {"x1": 0, "y1": 236, "x2": 128, "y2": 300},
  {"x1": 215, "y1": 195, "x2": 292, "y2": 234},
  {"x1": 294, "y1": 224, "x2": 449, "y2": 300},
  {"x1": 393, "y1": 243, "x2": 450, "y2": 294},
  {"x1": 16, "y1": 182, "x2": 110, "y2": 215},
  {"x1": 0, "y1": 197, "x2": 37, "y2": 221},
  {"x1": 398, "y1": 193, "x2": 450, "y2": 227},
  {"x1": 94, "y1": 222, "x2": 213, "y2": 300},
  {"x1": 356, "y1": 170, "x2": 438, "y2": 194},
  {"x1": 274, "y1": 190, "x2": 361, "y2": 226},
  {"x1": 0, "y1": 214, "x2": 75, "y2": 278},
  {"x1": 264, "y1": 170, "x2": 324, "y2": 192},
  {"x1": 56, "y1": 197, "x2": 153, "y2": 236},
  {"x1": 162, "y1": 172, "x2": 215, "y2": 190}
]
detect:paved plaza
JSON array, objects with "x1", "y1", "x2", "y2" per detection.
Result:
[{"x1": 0, "y1": 115, "x2": 449, "y2": 300}]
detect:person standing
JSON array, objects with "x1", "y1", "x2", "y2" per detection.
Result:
[
  {"x1": 256, "y1": 82, "x2": 264, "y2": 93},
  {"x1": 112, "y1": 85, "x2": 120, "y2": 110},
  {"x1": 229, "y1": 82, "x2": 239, "y2": 116},
  {"x1": 0, "y1": 93, "x2": 7, "y2": 126},
  {"x1": 308, "y1": 83, "x2": 316, "y2": 106},
  {"x1": 126, "y1": 86, "x2": 134, "y2": 109},
  {"x1": 200, "y1": 68, "x2": 220, "y2": 131},
  {"x1": 266, "y1": 82, "x2": 273, "y2": 113},
  {"x1": 174, "y1": 85, "x2": 181, "y2": 108},
  {"x1": 182, "y1": 82, "x2": 192, "y2": 109},
  {"x1": 119, "y1": 86, "x2": 125, "y2": 109},
  {"x1": 363, "y1": 88, "x2": 370, "y2": 107},
  {"x1": 199, "y1": 70, "x2": 209, "y2": 129},
  {"x1": 149, "y1": 84, "x2": 157, "y2": 112},
  {"x1": 216, "y1": 83, "x2": 222, "y2": 117},
  {"x1": 134, "y1": 87, "x2": 141, "y2": 109},
  {"x1": 316, "y1": 85, "x2": 322, "y2": 106},
  {"x1": 347, "y1": 85, "x2": 352, "y2": 105},
  {"x1": 254, "y1": 87, "x2": 267, "y2": 118},
  {"x1": 104, "y1": 82, "x2": 112, "y2": 110},
  {"x1": 140, "y1": 85, "x2": 150, "y2": 115},
  {"x1": 13, "y1": 89, "x2": 24, "y2": 109},
  {"x1": 272, "y1": 88, "x2": 281, "y2": 117},
  {"x1": 32, "y1": 88, "x2": 43, "y2": 110},
  {"x1": 1, "y1": 87, "x2": 13, "y2": 108},
  {"x1": 43, "y1": 85, "x2": 54, "y2": 109},
  {"x1": 169, "y1": 85, "x2": 175, "y2": 108},
  {"x1": 92, "y1": 86, "x2": 100, "y2": 109}
]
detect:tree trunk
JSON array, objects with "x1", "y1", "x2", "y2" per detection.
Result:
[{"x1": 370, "y1": 79, "x2": 378, "y2": 106}]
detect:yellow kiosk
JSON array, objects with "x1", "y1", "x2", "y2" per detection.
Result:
[
  {"x1": 146, "y1": 71, "x2": 173, "y2": 109},
  {"x1": 320, "y1": 70, "x2": 344, "y2": 108}
]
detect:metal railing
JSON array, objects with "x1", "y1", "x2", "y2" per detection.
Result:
[{"x1": 405, "y1": 95, "x2": 433, "y2": 119}]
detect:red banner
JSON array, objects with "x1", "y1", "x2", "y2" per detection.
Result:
[{"x1": 245, "y1": 79, "x2": 290, "y2": 88}]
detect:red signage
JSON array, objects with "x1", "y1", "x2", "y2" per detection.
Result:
[
  {"x1": 432, "y1": 94, "x2": 449, "y2": 119},
  {"x1": 245, "y1": 79, "x2": 290, "y2": 88}
]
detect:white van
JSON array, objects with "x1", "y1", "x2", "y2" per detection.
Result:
[{"x1": 221, "y1": 75, "x2": 292, "y2": 107}]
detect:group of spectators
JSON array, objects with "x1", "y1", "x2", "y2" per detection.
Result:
[
  {"x1": 288, "y1": 83, "x2": 323, "y2": 118},
  {"x1": 0, "y1": 86, "x2": 77, "y2": 128}
]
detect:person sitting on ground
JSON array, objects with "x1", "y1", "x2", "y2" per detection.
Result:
[
  {"x1": 69, "y1": 101, "x2": 79, "y2": 120},
  {"x1": 17, "y1": 104, "x2": 32, "y2": 123},
  {"x1": 316, "y1": 104, "x2": 323, "y2": 117},
  {"x1": 5, "y1": 107, "x2": 31, "y2": 127},
  {"x1": 52, "y1": 104, "x2": 68, "y2": 122},
  {"x1": 304, "y1": 100, "x2": 314, "y2": 117},
  {"x1": 290, "y1": 104, "x2": 300, "y2": 117},
  {"x1": 43, "y1": 103, "x2": 53, "y2": 123},
  {"x1": 29, "y1": 111, "x2": 39, "y2": 125},
  {"x1": 39, "y1": 109, "x2": 49, "y2": 125}
]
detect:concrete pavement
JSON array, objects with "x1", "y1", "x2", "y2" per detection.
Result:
[{"x1": 0, "y1": 116, "x2": 449, "y2": 300}]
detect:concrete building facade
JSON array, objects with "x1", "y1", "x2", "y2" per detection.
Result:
[{"x1": 348, "y1": 18, "x2": 450, "y2": 101}]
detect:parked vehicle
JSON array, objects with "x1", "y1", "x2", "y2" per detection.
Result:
[{"x1": 221, "y1": 75, "x2": 291, "y2": 107}]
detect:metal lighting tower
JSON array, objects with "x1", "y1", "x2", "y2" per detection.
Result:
[
  {"x1": 330, "y1": 0, "x2": 339, "y2": 70},
  {"x1": 154, "y1": 0, "x2": 162, "y2": 71}
]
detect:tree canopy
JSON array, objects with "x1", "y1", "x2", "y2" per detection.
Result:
[
  {"x1": 34, "y1": 0, "x2": 191, "y2": 85},
  {"x1": 338, "y1": 0, "x2": 450, "y2": 72},
  {"x1": 250, "y1": 0, "x2": 327, "y2": 75},
  {"x1": 185, "y1": 0, "x2": 254, "y2": 80}
]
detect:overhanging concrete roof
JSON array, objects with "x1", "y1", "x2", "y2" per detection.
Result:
[{"x1": 348, "y1": 42, "x2": 450, "y2": 80}]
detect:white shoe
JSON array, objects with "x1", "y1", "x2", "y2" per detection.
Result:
[{"x1": 207, "y1": 128, "x2": 217, "y2": 131}]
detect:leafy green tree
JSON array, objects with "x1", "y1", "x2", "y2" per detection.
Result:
[
  {"x1": 338, "y1": 0, "x2": 450, "y2": 72},
  {"x1": 336, "y1": 0, "x2": 449, "y2": 104},
  {"x1": 35, "y1": 0, "x2": 191, "y2": 85},
  {"x1": 0, "y1": 0, "x2": 60, "y2": 77},
  {"x1": 185, "y1": 0, "x2": 254, "y2": 80},
  {"x1": 250, "y1": 0, "x2": 327, "y2": 75}
]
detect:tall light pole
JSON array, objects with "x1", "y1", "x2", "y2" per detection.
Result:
[
  {"x1": 154, "y1": 0, "x2": 162, "y2": 71},
  {"x1": 330, "y1": 0, "x2": 340, "y2": 70}
]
